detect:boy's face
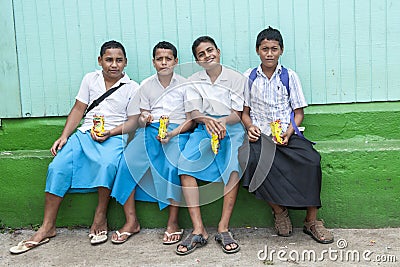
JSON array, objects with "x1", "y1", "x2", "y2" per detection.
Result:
[
  {"x1": 256, "y1": 39, "x2": 283, "y2": 70},
  {"x1": 195, "y1": 42, "x2": 221, "y2": 70},
  {"x1": 152, "y1": 48, "x2": 178, "y2": 76},
  {"x1": 98, "y1": 48, "x2": 127, "y2": 80}
]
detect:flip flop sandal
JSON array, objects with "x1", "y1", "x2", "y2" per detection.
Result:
[
  {"x1": 9, "y1": 238, "x2": 50, "y2": 254},
  {"x1": 111, "y1": 230, "x2": 138, "y2": 244},
  {"x1": 215, "y1": 231, "x2": 240, "y2": 254},
  {"x1": 175, "y1": 233, "x2": 208, "y2": 256},
  {"x1": 89, "y1": 230, "x2": 108, "y2": 245},
  {"x1": 163, "y1": 229, "x2": 184, "y2": 245},
  {"x1": 303, "y1": 220, "x2": 334, "y2": 244}
]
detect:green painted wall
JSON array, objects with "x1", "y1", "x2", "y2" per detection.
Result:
[
  {"x1": 1, "y1": 0, "x2": 400, "y2": 118},
  {"x1": 1, "y1": 102, "x2": 399, "y2": 229}
]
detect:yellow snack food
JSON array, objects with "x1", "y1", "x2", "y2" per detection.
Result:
[
  {"x1": 270, "y1": 119, "x2": 284, "y2": 144},
  {"x1": 158, "y1": 115, "x2": 169, "y2": 139},
  {"x1": 91, "y1": 115, "x2": 105, "y2": 136},
  {"x1": 211, "y1": 132, "x2": 220, "y2": 154}
]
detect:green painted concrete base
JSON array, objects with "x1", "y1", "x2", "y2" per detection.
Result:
[{"x1": 1, "y1": 102, "x2": 400, "y2": 229}]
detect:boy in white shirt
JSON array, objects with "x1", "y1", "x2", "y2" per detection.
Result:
[
  {"x1": 10, "y1": 40, "x2": 140, "y2": 254},
  {"x1": 111, "y1": 41, "x2": 193, "y2": 245}
]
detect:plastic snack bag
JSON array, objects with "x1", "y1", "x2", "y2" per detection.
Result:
[
  {"x1": 270, "y1": 119, "x2": 284, "y2": 144},
  {"x1": 91, "y1": 115, "x2": 105, "y2": 136},
  {"x1": 158, "y1": 115, "x2": 169, "y2": 139},
  {"x1": 211, "y1": 132, "x2": 220, "y2": 154}
]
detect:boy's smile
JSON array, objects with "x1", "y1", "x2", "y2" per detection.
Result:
[{"x1": 195, "y1": 42, "x2": 221, "y2": 70}]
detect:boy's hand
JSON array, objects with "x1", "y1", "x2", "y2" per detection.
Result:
[
  {"x1": 139, "y1": 111, "x2": 153, "y2": 126},
  {"x1": 247, "y1": 125, "x2": 261, "y2": 142},
  {"x1": 204, "y1": 117, "x2": 226, "y2": 140},
  {"x1": 279, "y1": 131, "x2": 292, "y2": 146},
  {"x1": 90, "y1": 129, "x2": 110, "y2": 143},
  {"x1": 50, "y1": 137, "x2": 68, "y2": 156},
  {"x1": 156, "y1": 132, "x2": 171, "y2": 144}
]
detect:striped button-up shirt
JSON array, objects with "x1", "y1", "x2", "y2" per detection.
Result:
[{"x1": 244, "y1": 64, "x2": 307, "y2": 135}]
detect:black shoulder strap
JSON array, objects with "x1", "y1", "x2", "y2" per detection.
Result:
[{"x1": 84, "y1": 82, "x2": 125, "y2": 116}]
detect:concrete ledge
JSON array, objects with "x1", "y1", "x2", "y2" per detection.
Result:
[
  {"x1": 1, "y1": 137, "x2": 399, "y2": 229},
  {"x1": 1, "y1": 102, "x2": 399, "y2": 229}
]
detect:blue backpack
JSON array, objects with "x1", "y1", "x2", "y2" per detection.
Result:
[{"x1": 248, "y1": 66, "x2": 314, "y2": 144}]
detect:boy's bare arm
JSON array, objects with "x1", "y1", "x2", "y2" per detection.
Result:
[
  {"x1": 242, "y1": 106, "x2": 261, "y2": 142},
  {"x1": 61, "y1": 100, "x2": 87, "y2": 139},
  {"x1": 51, "y1": 100, "x2": 87, "y2": 156},
  {"x1": 168, "y1": 112, "x2": 195, "y2": 138},
  {"x1": 138, "y1": 109, "x2": 153, "y2": 128},
  {"x1": 282, "y1": 108, "x2": 304, "y2": 144},
  {"x1": 104, "y1": 114, "x2": 140, "y2": 137}
]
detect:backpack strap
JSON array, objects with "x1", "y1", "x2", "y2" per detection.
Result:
[
  {"x1": 279, "y1": 66, "x2": 314, "y2": 144},
  {"x1": 248, "y1": 67, "x2": 258, "y2": 90},
  {"x1": 280, "y1": 66, "x2": 315, "y2": 144}
]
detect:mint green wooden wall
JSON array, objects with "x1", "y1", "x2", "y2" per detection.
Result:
[{"x1": 1, "y1": 0, "x2": 400, "y2": 118}]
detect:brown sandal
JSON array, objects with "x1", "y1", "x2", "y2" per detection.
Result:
[
  {"x1": 303, "y1": 220, "x2": 334, "y2": 244},
  {"x1": 273, "y1": 208, "x2": 292, "y2": 237}
]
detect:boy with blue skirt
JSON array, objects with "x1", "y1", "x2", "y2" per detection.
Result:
[
  {"x1": 110, "y1": 41, "x2": 193, "y2": 245},
  {"x1": 10, "y1": 40, "x2": 140, "y2": 254},
  {"x1": 176, "y1": 36, "x2": 246, "y2": 255}
]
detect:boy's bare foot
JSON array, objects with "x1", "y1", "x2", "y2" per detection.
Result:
[
  {"x1": 111, "y1": 221, "x2": 140, "y2": 243},
  {"x1": 89, "y1": 211, "x2": 108, "y2": 236},
  {"x1": 26, "y1": 225, "x2": 57, "y2": 248},
  {"x1": 163, "y1": 223, "x2": 183, "y2": 244}
]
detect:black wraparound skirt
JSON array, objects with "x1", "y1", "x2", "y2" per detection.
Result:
[{"x1": 240, "y1": 134, "x2": 322, "y2": 209}]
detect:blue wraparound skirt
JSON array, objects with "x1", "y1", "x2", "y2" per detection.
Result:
[
  {"x1": 178, "y1": 123, "x2": 245, "y2": 184},
  {"x1": 111, "y1": 123, "x2": 190, "y2": 210},
  {"x1": 45, "y1": 130, "x2": 126, "y2": 197}
]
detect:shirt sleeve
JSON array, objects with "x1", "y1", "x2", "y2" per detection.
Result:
[
  {"x1": 75, "y1": 73, "x2": 91, "y2": 105},
  {"x1": 139, "y1": 84, "x2": 151, "y2": 111},
  {"x1": 288, "y1": 70, "x2": 308, "y2": 110},
  {"x1": 184, "y1": 81, "x2": 203, "y2": 113},
  {"x1": 243, "y1": 68, "x2": 252, "y2": 107},
  {"x1": 127, "y1": 82, "x2": 141, "y2": 116},
  {"x1": 230, "y1": 74, "x2": 246, "y2": 112}
]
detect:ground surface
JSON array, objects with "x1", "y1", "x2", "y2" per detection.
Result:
[{"x1": 1, "y1": 227, "x2": 399, "y2": 266}]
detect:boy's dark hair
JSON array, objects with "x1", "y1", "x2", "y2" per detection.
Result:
[
  {"x1": 191, "y1": 36, "x2": 219, "y2": 60},
  {"x1": 152, "y1": 41, "x2": 178, "y2": 59},
  {"x1": 256, "y1": 26, "x2": 284, "y2": 49},
  {"x1": 100, "y1": 40, "x2": 126, "y2": 58}
]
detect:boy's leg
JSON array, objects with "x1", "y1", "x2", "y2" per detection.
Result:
[
  {"x1": 27, "y1": 192, "x2": 63, "y2": 246},
  {"x1": 111, "y1": 189, "x2": 140, "y2": 242},
  {"x1": 305, "y1": 206, "x2": 318, "y2": 222},
  {"x1": 163, "y1": 201, "x2": 182, "y2": 243},
  {"x1": 90, "y1": 187, "x2": 111, "y2": 235},
  {"x1": 218, "y1": 172, "x2": 240, "y2": 232},
  {"x1": 268, "y1": 201, "x2": 292, "y2": 237},
  {"x1": 177, "y1": 174, "x2": 208, "y2": 253},
  {"x1": 217, "y1": 172, "x2": 240, "y2": 251}
]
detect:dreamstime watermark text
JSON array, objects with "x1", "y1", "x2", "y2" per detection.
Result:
[{"x1": 257, "y1": 239, "x2": 397, "y2": 264}]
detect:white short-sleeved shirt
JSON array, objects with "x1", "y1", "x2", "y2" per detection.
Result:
[
  {"x1": 185, "y1": 66, "x2": 245, "y2": 116},
  {"x1": 244, "y1": 64, "x2": 307, "y2": 135},
  {"x1": 76, "y1": 70, "x2": 140, "y2": 132},
  {"x1": 139, "y1": 73, "x2": 189, "y2": 124}
]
